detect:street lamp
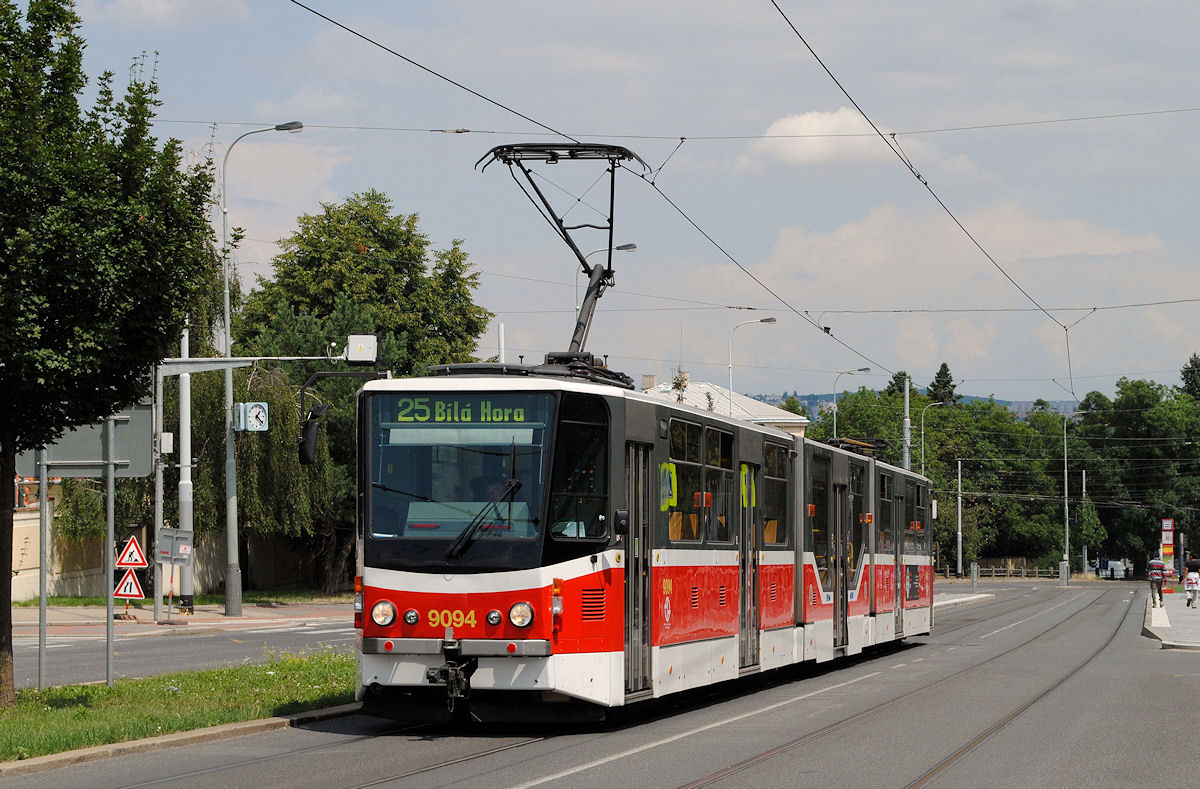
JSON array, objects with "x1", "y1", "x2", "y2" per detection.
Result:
[
  {"x1": 920, "y1": 400, "x2": 944, "y2": 476},
  {"x1": 577, "y1": 243, "x2": 636, "y2": 318},
  {"x1": 728, "y1": 317, "x2": 776, "y2": 416},
  {"x1": 832, "y1": 367, "x2": 871, "y2": 438},
  {"x1": 220, "y1": 120, "x2": 302, "y2": 617}
]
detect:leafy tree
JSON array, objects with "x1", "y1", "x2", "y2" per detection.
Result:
[
  {"x1": 1181, "y1": 353, "x2": 1200, "y2": 400},
  {"x1": 235, "y1": 191, "x2": 491, "y2": 592},
  {"x1": 780, "y1": 395, "x2": 808, "y2": 417},
  {"x1": 0, "y1": 1, "x2": 218, "y2": 705},
  {"x1": 927, "y1": 362, "x2": 961, "y2": 404},
  {"x1": 884, "y1": 371, "x2": 913, "y2": 397}
]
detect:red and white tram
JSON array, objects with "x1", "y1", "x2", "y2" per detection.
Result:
[{"x1": 354, "y1": 361, "x2": 934, "y2": 720}]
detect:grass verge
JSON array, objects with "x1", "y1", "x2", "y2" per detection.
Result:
[{"x1": 0, "y1": 648, "x2": 354, "y2": 762}]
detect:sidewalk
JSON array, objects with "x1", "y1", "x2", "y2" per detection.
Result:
[
  {"x1": 1141, "y1": 586, "x2": 1200, "y2": 650},
  {"x1": 10, "y1": 600, "x2": 350, "y2": 638}
]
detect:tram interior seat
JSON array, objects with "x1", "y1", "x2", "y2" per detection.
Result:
[
  {"x1": 668, "y1": 511, "x2": 700, "y2": 540},
  {"x1": 764, "y1": 519, "x2": 779, "y2": 543}
]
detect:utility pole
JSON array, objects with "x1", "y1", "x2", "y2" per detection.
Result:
[
  {"x1": 957, "y1": 458, "x2": 963, "y2": 577},
  {"x1": 902, "y1": 375, "x2": 912, "y2": 470}
]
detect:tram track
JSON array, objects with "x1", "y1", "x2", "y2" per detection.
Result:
[
  {"x1": 116, "y1": 718, "x2": 547, "y2": 789},
  {"x1": 677, "y1": 586, "x2": 1133, "y2": 789},
  {"x1": 107, "y1": 588, "x2": 1131, "y2": 788}
]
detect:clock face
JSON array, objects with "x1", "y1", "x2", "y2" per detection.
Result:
[{"x1": 247, "y1": 403, "x2": 268, "y2": 431}]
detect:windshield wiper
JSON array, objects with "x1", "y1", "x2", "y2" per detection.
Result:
[{"x1": 446, "y1": 478, "x2": 522, "y2": 560}]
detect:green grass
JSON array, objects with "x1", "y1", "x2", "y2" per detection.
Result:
[
  {"x1": 14, "y1": 590, "x2": 352, "y2": 608},
  {"x1": 0, "y1": 648, "x2": 355, "y2": 762}
]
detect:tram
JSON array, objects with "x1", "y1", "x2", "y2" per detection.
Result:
[
  {"x1": 354, "y1": 360, "x2": 934, "y2": 720},
  {"x1": 353, "y1": 142, "x2": 933, "y2": 720}
]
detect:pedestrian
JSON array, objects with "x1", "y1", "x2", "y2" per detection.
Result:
[
  {"x1": 1185, "y1": 565, "x2": 1200, "y2": 609},
  {"x1": 1148, "y1": 556, "x2": 1166, "y2": 608}
]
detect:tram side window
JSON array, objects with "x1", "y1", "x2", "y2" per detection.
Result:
[
  {"x1": 850, "y1": 464, "x2": 867, "y2": 578},
  {"x1": 762, "y1": 443, "x2": 789, "y2": 545},
  {"x1": 877, "y1": 474, "x2": 894, "y2": 553},
  {"x1": 667, "y1": 420, "x2": 703, "y2": 542},
  {"x1": 912, "y1": 484, "x2": 929, "y2": 554},
  {"x1": 903, "y1": 480, "x2": 919, "y2": 554},
  {"x1": 548, "y1": 394, "x2": 609, "y2": 540},
  {"x1": 810, "y1": 454, "x2": 831, "y2": 588},
  {"x1": 705, "y1": 429, "x2": 734, "y2": 543}
]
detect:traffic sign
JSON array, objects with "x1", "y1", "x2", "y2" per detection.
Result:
[
  {"x1": 116, "y1": 535, "x2": 148, "y2": 568},
  {"x1": 113, "y1": 568, "x2": 145, "y2": 599},
  {"x1": 155, "y1": 528, "x2": 194, "y2": 566}
]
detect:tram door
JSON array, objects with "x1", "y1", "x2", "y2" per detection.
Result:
[
  {"x1": 624, "y1": 443, "x2": 652, "y2": 694},
  {"x1": 893, "y1": 484, "x2": 905, "y2": 637},
  {"x1": 738, "y1": 462, "x2": 761, "y2": 669},
  {"x1": 832, "y1": 477, "x2": 851, "y2": 649}
]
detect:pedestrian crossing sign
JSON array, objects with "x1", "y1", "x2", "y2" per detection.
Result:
[{"x1": 113, "y1": 567, "x2": 145, "y2": 599}]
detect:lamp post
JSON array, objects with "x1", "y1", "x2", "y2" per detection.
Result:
[
  {"x1": 220, "y1": 121, "x2": 302, "y2": 617},
  {"x1": 920, "y1": 400, "x2": 944, "y2": 476},
  {"x1": 728, "y1": 317, "x2": 776, "y2": 416},
  {"x1": 832, "y1": 367, "x2": 870, "y2": 438},
  {"x1": 577, "y1": 243, "x2": 636, "y2": 319}
]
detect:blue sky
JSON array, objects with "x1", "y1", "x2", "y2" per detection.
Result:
[{"x1": 69, "y1": 0, "x2": 1200, "y2": 401}]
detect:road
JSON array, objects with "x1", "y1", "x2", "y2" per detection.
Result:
[
  {"x1": 12, "y1": 619, "x2": 356, "y2": 690},
  {"x1": 13, "y1": 581, "x2": 1190, "y2": 788}
]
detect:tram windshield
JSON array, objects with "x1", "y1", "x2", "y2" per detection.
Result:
[{"x1": 366, "y1": 392, "x2": 552, "y2": 570}]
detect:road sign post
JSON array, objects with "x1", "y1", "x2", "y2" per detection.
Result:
[{"x1": 19, "y1": 404, "x2": 153, "y2": 688}]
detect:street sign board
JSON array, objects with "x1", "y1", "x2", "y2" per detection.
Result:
[
  {"x1": 15, "y1": 403, "x2": 153, "y2": 478},
  {"x1": 155, "y1": 528, "x2": 194, "y2": 566},
  {"x1": 113, "y1": 568, "x2": 145, "y2": 599},
  {"x1": 116, "y1": 536, "x2": 148, "y2": 568}
]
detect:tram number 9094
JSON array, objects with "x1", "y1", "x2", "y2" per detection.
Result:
[{"x1": 429, "y1": 609, "x2": 477, "y2": 628}]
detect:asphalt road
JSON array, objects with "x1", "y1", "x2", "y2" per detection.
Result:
[
  {"x1": 12, "y1": 620, "x2": 356, "y2": 690},
  {"x1": 13, "y1": 581, "x2": 1188, "y2": 788}
]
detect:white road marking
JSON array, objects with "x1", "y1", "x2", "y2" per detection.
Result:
[
  {"x1": 513, "y1": 673, "x2": 880, "y2": 788},
  {"x1": 980, "y1": 591, "x2": 1086, "y2": 639}
]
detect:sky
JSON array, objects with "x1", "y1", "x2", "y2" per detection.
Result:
[{"x1": 65, "y1": 0, "x2": 1200, "y2": 403}]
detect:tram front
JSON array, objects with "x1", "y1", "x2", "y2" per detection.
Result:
[{"x1": 354, "y1": 377, "x2": 624, "y2": 720}]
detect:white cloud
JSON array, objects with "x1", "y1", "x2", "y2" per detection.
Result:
[
  {"x1": 743, "y1": 108, "x2": 890, "y2": 168},
  {"x1": 968, "y1": 203, "x2": 1161, "y2": 261}
]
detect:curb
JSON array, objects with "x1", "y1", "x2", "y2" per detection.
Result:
[
  {"x1": 0, "y1": 702, "x2": 362, "y2": 778},
  {"x1": 932, "y1": 594, "x2": 993, "y2": 611}
]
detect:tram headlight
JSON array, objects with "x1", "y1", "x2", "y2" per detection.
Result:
[
  {"x1": 403, "y1": 609, "x2": 419, "y2": 626},
  {"x1": 487, "y1": 609, "x2": 503, "y2": 626},
  {"x1": 370, "y1": 600, "x2": 397, "y2": 627},
  {"x1": 508, "y1": 601, "x2": 534, "y2": 628}
]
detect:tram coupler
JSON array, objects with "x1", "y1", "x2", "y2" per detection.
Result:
[{"x1": 425, "y1": 653, "x2": 477, "y2": 712}]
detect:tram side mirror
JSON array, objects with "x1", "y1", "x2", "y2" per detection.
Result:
[
  {"x1": 614, "y1": 509, "x2": 629, "y2": 536},
  {"x1": 931, "y1": 500, "x2": 938, "y2": 520},
  {"x1": 299, "y1": 403, "x2": 331, "y2": 465}
]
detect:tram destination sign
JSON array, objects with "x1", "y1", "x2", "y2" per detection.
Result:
[{"x1": 390, "y1": 396, "x2": 531, "y2": 424}]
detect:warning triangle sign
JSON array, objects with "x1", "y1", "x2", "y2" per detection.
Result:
[
  {"x1": 113, "y1": 568, "x2": 145, "y2": 599},
  {"x1": 116, "y1": 536, "x2": 148, "y2": 568}
]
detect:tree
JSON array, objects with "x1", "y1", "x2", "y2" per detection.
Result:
[
  {"x1": 884, "y1": 371, "x2": 913, "y2": 397},
  {"x1": 0, "y1": 1, "x2": 218, "y2": 705},
  {"x1": 780, "y1": 395, "x2": 808, "y2": 417},
  {"x1": 1181, "y1": 353, "x2": 1200, "y2": 400},
  {"x1": 236, "y1": 191, "x2": 491, "y2": 592},
  {"x1": 927, "y1": 362, "x2": 961, "y2": 404}
]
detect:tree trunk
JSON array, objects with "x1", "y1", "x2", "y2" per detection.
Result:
[
  {"x1": 319, "y1": 526, "x2": 355, "y2": 595},
  {"x1": 0, "y1": 437, "x2": 19, "y2": 705}
]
